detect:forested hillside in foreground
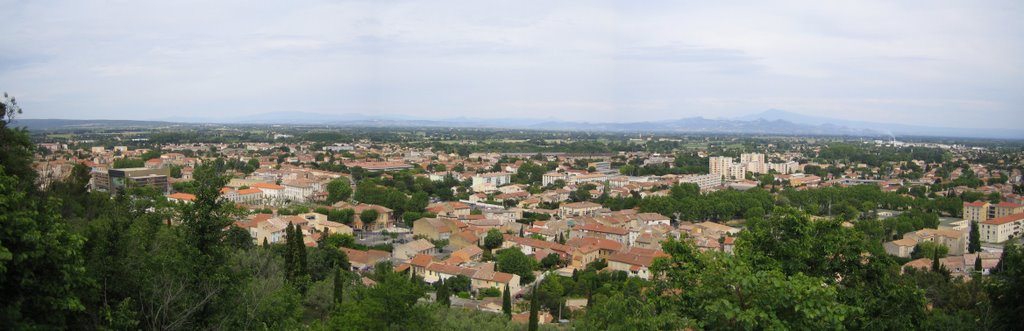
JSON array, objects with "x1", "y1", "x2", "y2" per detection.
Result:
[{"x1": 2, "y1": 96, "x2": 1023, "y2": 330}]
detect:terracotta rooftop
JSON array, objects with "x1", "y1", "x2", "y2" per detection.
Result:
[{"x1": 982, "y1": 212, "x2": 1024, "y2": 226}]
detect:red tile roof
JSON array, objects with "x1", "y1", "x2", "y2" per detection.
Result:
[
  {"x1": 167, "y1": 192, "x2": 197, "y2": 201},
  {"x1": 251, "y1": 182, "x2": 284, "y2": 190},
  {"x1": 964, "y1": 201, "x2": 988, "y2": 207},
  {"x1": 995, "y1": 202, "x2": 1023, "y2": 208},
  {"x1": 576, "y1": 223, "x2": 629, "y2": 235},
  {"x1": 982, "y1": 212, "x2": 1024, "y2": 226}
]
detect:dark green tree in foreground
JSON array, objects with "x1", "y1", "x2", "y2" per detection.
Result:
[
  {"x1": 0, "y1": 93, "x2": 87, "y2": 329},
  {"x1": 987, "y1": 243, "x2": 1024, "y2": 330},
  {"x1": 969, "y1": 221, "x2": 981, "y2": 253},
  {"x1": 333, "y1": 267, "x2": 345, "y2": 304},
  {"x1": 529, "y1": 284, "x2": 540, "y2": 331},
  {"x1": 437, "y1": 279, "x2": 451, "y2": 307},
  {"x1": 502, "y1": 284, "x2": 512, "y2": 319}
]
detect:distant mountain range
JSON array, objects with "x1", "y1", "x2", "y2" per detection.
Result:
[
  {"x1": 13, "y1": 109, "x2": 1023, "y2": 139},
  {"x1": 738, "y1": 109, "x2": 1023, "y2": 139}
]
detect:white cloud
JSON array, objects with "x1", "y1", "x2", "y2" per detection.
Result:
[{"x1": 0, "y1": 0, "x2": 1020, "y2": 128}]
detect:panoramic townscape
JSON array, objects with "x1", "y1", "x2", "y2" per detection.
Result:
[
  {"x1": 3, "y1": 105, "x2": 1023, "y2": 329},
  {"x1": 3, "y1": 1, "x2": 1023, "y2": 330}
]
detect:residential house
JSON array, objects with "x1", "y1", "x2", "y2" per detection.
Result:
[
  {"x1": 413, "y1": 218, "x2": 455, "y2": 241},
  {"x1": 606, "y1": 247, "x2": 670, "y2": 280},
  {"x1": 572, "y1": 223, "x2": 629, "y2": 245},
  {"x1": 342, "y1": 247, "x2": 391, "y2": 271},
  {"x1": 696, "y1": 221, "x2": 741, "y2": 237},
  {"x1": 394, "y1": 239, "x2": 438, "y2": 260},
  {"x1": 559, "y1": 202, "x2": 602, "y2": 218}
]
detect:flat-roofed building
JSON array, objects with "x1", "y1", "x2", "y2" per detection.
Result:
[{"x1": 92, "y1": 167, "x2": 170, "y2": 194}]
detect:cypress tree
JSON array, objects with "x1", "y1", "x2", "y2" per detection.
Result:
[
  {"x1": 528, "y1": 284, "x2": 539, "y2": 331},
  {"x1": 975, "y1": 254, "x2": 983, "y2": 272},
  {"x1": 969, "y1": 221, "x2": 982, "y2": 253},
  {"x1": 502, "y1": 285, "x2": 512, "y2": 319},
  {"x1": 437, "y1": 279, "x2": 451, "y2": 307},
  {"x1": 519, "y1": 225, "x2": 524, "y2": 237},
  {"x1": 333, "y1": 267, "x2": 344, "y2": 304},
  {"x1": 262, "y1": 237, "x2": 269, "y2": 247},
  {"x1": 284, "y1": 222, "x2": 295, "y2": 280},
  {"x1": 295, "y1": 225, "x2": 308, "y2": 277}
]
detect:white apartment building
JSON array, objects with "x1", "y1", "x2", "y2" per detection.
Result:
[
  {"x1": 678, "y1": 174, "x2": 723, "y2": 191},
  {"x1": 980, "y1": 212, "x2": 1024, "y2": 243},
  {"x1": 709, "y1": 153, "x2": 796, "y2": 180},
  {"x1": 709, "y1": 156, "x2": 733, "y2": 179},
  {"x1": 472, "y1": 172, "x2": 511, "y2": 192}
]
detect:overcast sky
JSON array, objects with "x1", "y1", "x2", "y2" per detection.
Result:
[{"x1": 1, "y1": 0, "x2": 1021, "y2": 128}]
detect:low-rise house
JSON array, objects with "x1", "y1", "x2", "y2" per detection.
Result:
[
  {"x1": 722, "y1": 236, "x2": 736, "y2": 254},
  {"x1": 883, "y1": 238, "x2": 917, "y2": 258},
  {"x1": 448, "y1": 245, "x2": 484, "y2": 264},
  {"x1": 559, "y1": 202, "x2": 602, "y2": 218},
  {"x1": 426, "y1": 201, "x2": 471, "y2": 219},
  {"x1": 413, "y1": 218, "x2": 455, "y2": 241},
  {"x1": 450, "y1": 229, "x2": 483, "y2": 249},
  {"x1": 167, "y1": 192, "x2": 197, "y2": 204},
  {"x1": 606, "y1": 247, "x2": 670, "y2": 280},
  {"x1": 299, "y1": 212, "x2": 353, "y2": 236},
  {"x1": 342, "y1": 247, "x2": 391, "y2": 271},
  {"x1": 393, "y1": 239, "x2": 438, "y2": 260},
  {"x1": 902, "y1": 252, "x2": 1002, "y2": 277},
  {"x1": 565, "y1": 237, "x2": 622, "y2": 261},
  {"x1": 335, "y1": 202, "x2": 394, "y2": 231},
  {"x1": 696, "y1": 221, "x2": 741, "y2": 237},
  {"x1": 502, "y1": 234, "x2": 572, "y2": 258},
  {"x1": 572, "y1": 223, "x2": 629, "y2": 245},
  {"x1": 634, "y1": 212, "x2": 671, "y2": 226},
  {"x1": 903, "y1": 228, "x2": 969, "y2": 255},
  {"x1": 411, "y1": 255, "x2": 522, "y2": 294}
]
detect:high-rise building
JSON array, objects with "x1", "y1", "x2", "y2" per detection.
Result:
[{"x1": 709, "y1": 156, "x2": 733, "y2": 179}]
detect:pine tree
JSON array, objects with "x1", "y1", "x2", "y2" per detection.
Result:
[
  {"x1": 333, "y1": 267, "x2": 344, "y2": 304},
  {"x1": 502, "y1": 284, "x2": 512, "y2": 319},
  {"x1": 528, "y1": 284, "x2": 539, "y2": 331},
  {"x1": 969, "y1": 221, "x2": 982, "y2": 253}
]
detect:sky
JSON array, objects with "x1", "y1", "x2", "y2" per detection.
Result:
[{"x1": 1, "y1": 0, "x2": 1022, "y2": 128}]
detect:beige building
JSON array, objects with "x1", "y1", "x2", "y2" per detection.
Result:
[
  {"x1": 298, "y1": 212, "x2": 353, "y2": 236},
  {"x1": 964, "y1": 201, "x2": 1024, "y2": 223},
  {"x1": 883, "y1": 228, "x2": 968, "y2": 257},
  {"x1": 559, "y1": 202, "x2": 602, "y2": 218},
  {"x1": 606, "y1": 247, "x2": 670, "y2": 280},
  {"x1": 980, "y1": 212, "x2": 1024, "y2": 243},
  {"x1": 883, "y1": 238, "x2": 917, "y2": 258},
  {"x1": 412, "y1": 218, "x2": 455, "y2": 241},
  {"x1": 393, "y1": 239, "x2": 438, "y2": 260}
]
